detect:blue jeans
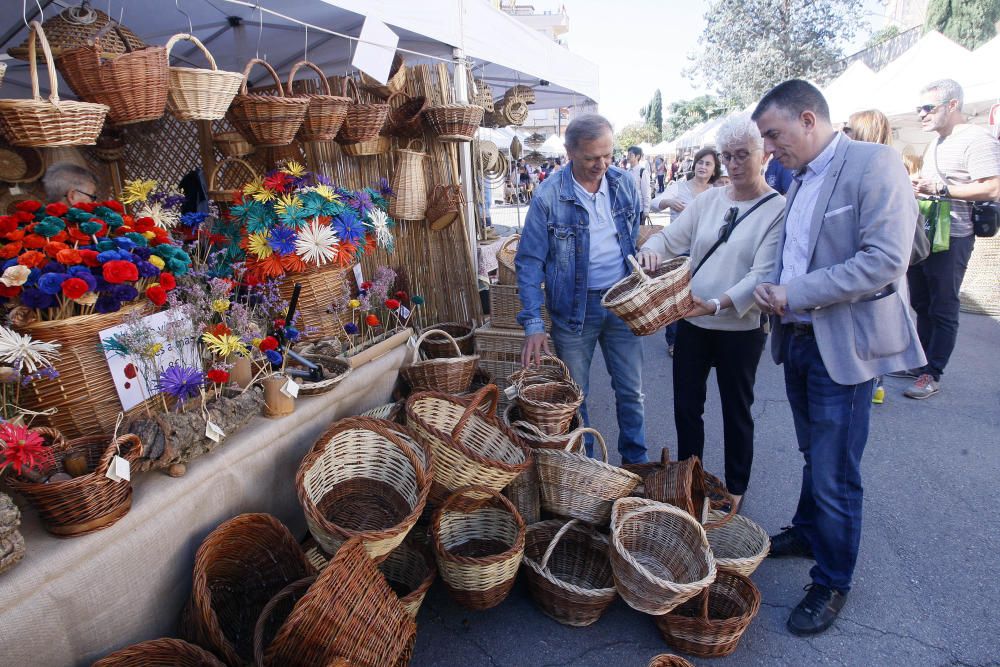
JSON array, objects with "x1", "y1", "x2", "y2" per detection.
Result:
[
  {"x1": 784, "y1": 329, "x2": 875, "y2": 593},
  {"x1": 549, "y1": 290, "x2": 647, "y2": 464}
]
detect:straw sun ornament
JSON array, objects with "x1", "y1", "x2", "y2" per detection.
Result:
[{"x1": 0, "y1": 326, "x2": 60, "y2": 373}]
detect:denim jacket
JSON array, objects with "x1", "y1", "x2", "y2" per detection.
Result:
[{"x1": 514, "y1": 165, "x2": 641, "y2": 335}]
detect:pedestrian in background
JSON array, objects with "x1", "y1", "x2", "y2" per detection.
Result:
[
  {"x1": 627, "y1": 145, "x2": 652, "y2": 222},
  {"x1": 655, "y1": 155, "x2": 667, "y2": 193}
]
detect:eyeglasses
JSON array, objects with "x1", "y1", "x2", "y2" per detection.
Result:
[
  {"x1": 720, "y1": 150, "x2": 752, "y2": 165},
  {"x1": 842, "y1": 126, "x2": 853, "y2": 136},
  {"x1": 916, "y1": 102, "x2": 945, "y2": 116},
  {"x1": 73, "y1": 189, "x2": 98, "y2": 202}
]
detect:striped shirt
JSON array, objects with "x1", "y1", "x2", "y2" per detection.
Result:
[{"x1": 921, "y1": 124, "x2": 1000, "y2": 237}]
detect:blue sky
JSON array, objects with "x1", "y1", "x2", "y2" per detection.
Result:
[{"x1": 543, "y1": 0, "x2": 890, "y2": 128}]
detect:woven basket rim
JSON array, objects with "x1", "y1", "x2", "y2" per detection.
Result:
[
  {"x1": 431, "y1": 484, "x2": 526, "y2": 566},
  {"x1": 522, "y1": 519, "x2": 615, "y2": 597},
  {"x1": 601, "y1": 256, "x2": 691, "y2": 308}
]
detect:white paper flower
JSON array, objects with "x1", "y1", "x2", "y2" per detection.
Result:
[
  {"x1": 294, "y1": 218, "x2": 339, "y2": 266},
  {"x1": 366, "y1": 207, "x2": 394, "y2": 250},
  {"x1": 0, "y1": 265, "x2": 30, "y2": 287},
  {"x1": 137, "y1": 201, "x2": 180, "y2": 229},
  {"x1": 0, "y1": 326, "x2": 60, "y2": 374}
]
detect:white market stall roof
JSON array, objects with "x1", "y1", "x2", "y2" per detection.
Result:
[
  {"x1": 0, "y1": 0, "x2": 599, "y2": 110},
  {"x1": 538, "y1": 133, "x2": 565, "y2": 156},
  {"x1": 824, "y1": 61, "x2": 877, "y2": 123},
  {"x1": 650, "y1": 140, "x2": 674, "y2": 154}
]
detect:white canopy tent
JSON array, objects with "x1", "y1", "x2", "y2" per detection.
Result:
[
  {"x1": 650, "y1": 140, "x2": 675, "y2": 155},
  {"x1": 538, "y1": 134, "x2": 566, "y2": 157},
  {"x1": 824, "y1": 61, "x2": 878, "y2": 123}
]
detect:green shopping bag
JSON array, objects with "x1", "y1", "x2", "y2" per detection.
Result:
[{"x1": 918, "y1": 198, "x2": 950, "y2": 253}]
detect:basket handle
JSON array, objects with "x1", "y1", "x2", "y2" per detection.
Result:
[
  {"x1": 702, "y1": 472, "x2": 738, "y2": 531},
  {"x1": 240, "y1": 58, "x2": 285, "y2": 96},
  {"x1": 509, "y1": 418, "x2": 550, "y2": 442},
  {"x1": 252, "y1": 575, "x2": 317, "y2": 667},
  {"x1": 164, "y1": 33, "x2": 218, "y2": 71},
  {"x1": 208, "y1": 156, "x2": 258, "y2": 192},
  {"x1": 31, "y1": 426, "x2": 69, "y2": 454},
  {"x1": 344, "y1": 77, "x2": 362, "y2": 103},
  {"x1": 286, "y1": 60, "x2": 332, "y2": 96},
  {"x1": 96, "y1": 433, "x2": 144, "y2": 474},
  {"x1": 450, "y1": 384, "x2": 499, "y2": 439},
  {"x1": 90, "y1": 21, "x2": 134, "y2": 54},
  {"x1": 405, "y1": 138, "x2": 425, "y2": 153},
  {"x1": 440, "y1": 484, "x2": 518, "y2": 515},
  {"x1": 413, "y1": 328, "x2": 460, "y2": 363},
  {"x1": 564, "y1": 427, "x2": 608, "y2": 463},
  {"x1": 626, "y1": 254, "x2": 653, "y2": 283},
  {"x1": 498, "y1": 233, "x2": 520, "y2": 255},
  {"x1": 26, "y1": 21, "x2": 60, "y2": 103},
  {"x1": 538, "y1": 519, "x2": 580, "y2": 572}
]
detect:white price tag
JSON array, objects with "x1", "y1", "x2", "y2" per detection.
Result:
[
  {"x1": 280, "y1": 378, "x2": 300, "y2": 398},
  {"x1": 353, "y1": 264, "x2": 365, "y2": 287},
  {"x1": 504, "y1": 385, "x2": 519, "y2": 400},
  {"x1": 9, "y1": 184, "x2": 22, "y2": 195},
  {"x1": 104, "y1": 455, "x2": 131, "y2": 483},
  {"x1": 398, "y1": 305, "x2": 411, "y2": 319},
  {"x1": 205, "y1": 420, "x2": 225, "y2": 443}
]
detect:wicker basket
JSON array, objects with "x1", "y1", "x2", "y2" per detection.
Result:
[
  {"x1": 959, "y1": 235, "x2": 1000, "y2": 316},
  {"x1": 472, "y1": 80, "x2": 495, "y2": 112},
  {"x1": 497, "y1": 234, "x2": 519, "y2": 285},
  {"x1": 361, "y1": 401, "x2": 405, "y2": 423},
  {"x1": 291, "y1": 353, "x2": 352, "y2": 396},
  {"x1": 502, "y1": 403, "x2": 581, "y2": 450},
  {"x1": 286, "y1": 60, "x2": 351, "y2": 142},
  {"x1": 359, "y1": 53, "x2": 407, "y2": 98},
  {"x1": 388, "y1": 139, "x2": 427, "y2": 221},
  {"x1": 339, "y1": 135, "x2": 391, "y2": 157},
  {"x1": 647, "y1": 654, "x2": 695, "y2": 667},
  {"x1": 499, "y1": 99, "x2": 529, "y2": 126},
  {"x1": 431, "y1": 485, "x2": 526, "y2": 610},
  {"x1": 8, "y1": 6, "x2": 144, "y2": 60},
  {"x1": 337, "y1": 79, "x2": 389, "y2": 144},
  {"x1": 0, "y1": 22, "x2": 108, "y2": 147},
  {"x1": 609, "y1": 497, "x2": 717, "y2": 615},
  {"x1": 401, "y1": 328, "x2": 479, "y2": 394},
  {"x1": 262, "y1": 538, "x2": 417, "y2": 667},
  {"x1": 645, "y1": 452, "x2": 708, "y2": 522},
  {"x1": 424, "y1": 104, "x2": 485, "y2": 142},
  {"x1": 508, "y1": 353, "x2": 574, "y2": 389},
  {"x1": 514, "y1": 378, "x2": 584, "y2": 436},
  {"x1": 180, "y1": 513, "x2": 315, "y2": 666},
  {"x1": 164, "y1": 33, "x2": 243, "y2": 122},
  {"x1": 476, "y1": 325, "x2": 547, "y2": 405},
  {"x1": 207, "y1": 155, "x2": 258, "y2": 203},
  {"x1": 0, "y1": 145, "x2": 44, "y2": 182},
  {"x1": 535, "y1": 428, "x2": 642, "y2": 526},
  {"x1": 704, "y1": 510, "x2": 770, "y2": 576},
  {"x1": 504, "y1": 84, "x2": 537, "y2": 105},
  {"x1": 5, "y1": 432, "x2": 141, "y2": 537},
  {"x1": 523, "y1": 519, "x2": 617, "y2": 626},
  {"x1": 406, "y1": 385, "x2": 529, "y2": 501},
  {"x1": 419, "y1": 322, "x2": 476, "y2": 357},
  {"x1": 478, "y1": 139, "x2": 500, "y2": 170},
  {"x1": 489, "y1": 283, "x2": 551, "y2": 330},
  {"x1": 386, "y1": 92, "x2": 429, "y2": 139},
  {"x1": 425, "y1": 184, "x2": 465, "y2": 231},
  {"x1": 653, "y1": 571, "x2": 761, "y2": 658},
  {"x1": 503, "y1": 459, "x2": 540, "y2": 524},
  {"x1": 227, "y1": 59, "x2": 309, "y2": 147},
  {"x1": 602, "y1": 255, "x2": 694, "y2": 336},
  {"x1": 277, "y1": 263, "x2": 349, "y2": 341},
  {"x1": 93, "y1": 638, "x2": 225, "y2": 667},
  {"x1": 213, "y1": 130, "x2": 254, "y2": 158},
  {"x1": 297, "y1": 417, "x2": 429, "y2": 562}
]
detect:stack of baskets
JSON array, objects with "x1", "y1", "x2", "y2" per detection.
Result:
[{"x1": 508, "y1": 355, "x2": 583, "y2": 435}]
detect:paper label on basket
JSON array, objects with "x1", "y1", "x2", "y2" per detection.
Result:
[
  {"x1": 205, "y1": 421, "x2": 225, "y2": 443},
  {"x1": 281, "y1": 378, "x2": 300, "y2": 399},
  {"x1": 105, "y1": 455, "x2": 131, "y2": 483},
  {"x1": 504, "y1": 385, "x2": 518, "y2": 400},
  {"x1": 398, "y1": 305, "x2": 411, "y2": 320},
  {"x1": 9, "y1": 185, "x2": 22, "y2": 195},
  {"x1": 352, "y1": 263, "x2": 364, "y2": 288}
]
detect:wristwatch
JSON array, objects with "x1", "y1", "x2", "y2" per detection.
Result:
[
  {"x1": 938, "y1": 182, "x2": 950, "y2": 197},
  {"x1": 708, "y1": 298, "x2": 722, "y2": 316}
]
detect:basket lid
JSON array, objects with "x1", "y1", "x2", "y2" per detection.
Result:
[{"x1": 8, "y1": 5, "x2": 145, "y2": 61}]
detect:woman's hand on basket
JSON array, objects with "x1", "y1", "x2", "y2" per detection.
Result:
[
  {"x1": 521, "y1": 333, "x2": 553, "y2": 368},
  {"x1": 637, "y1": 249, "x2": 661, "y2": 272},
  {"x1": 685, "y1": 295, "x2": 716, "y2": 318}
]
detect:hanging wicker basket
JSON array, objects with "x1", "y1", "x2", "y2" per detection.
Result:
[
  {"x1": 602, "y1": 255, "x2": 694, "y2": 336},
  {"x1": 164, "y1": 33, "x2": 243, "y2": 122},
  {"x1": 535, "y1": 428, "x2": 641, "y2": 526},
  {"x1": 337, "y1": 78, "x2": 389, "y2": 144},
  {"x1": 401, "y1": 328, "x2": 480, "y2": 394},
  {"x1": 472, "y1": 80, "x2": 495, "y2": 112},
  {"x1": 431, "y1": 485, "x2": 526, "y2": 610},
  {"x1": 425, "y1": 183, "x2": 465, "y2": 231},
  {"x1": 227, "y1": 58, "x2": 309, "y2": 147},
  {"x1": 424, "y1": 103, "x2": 485, "y2": 142},
  {"x1": 286, "y1": 60, "x2": 351, "y2": 142},
  {"x1": 388, "y1": 138, "x2": 428, "y2": 221},
  {"x1": 297, "y1": 417, "x2": 429, "y2": 562},
  {"x1": 523, "y1": 519, "x2": 617, "y2": 626},
  {"x1": 386, "y1": 91, "x2": 429, "y2": 139},
  {"x1": 8, "y1": 5, "x2": 144, "y2": 60},
  {"x1": 213, "y1": 130, "x2": 254, "y2": 158},
  {"x1": 56, "y1": 23, "x2": 167, "y2": 126},
  {"x1": 339, "y1": 135, "x2": 391, "y2": 157},
  {"x1": 609, "y1": 497, "x2": 717, "y2": 616},
  {"x1": 359, "y1": 53, "x2": 407, "y2": 98},
  {"x1": 499, "y1": 99, "x2": 529, "y2": 126},
  {"x1": 0, "y1": 22, "x2": 108, "y2": 147},
  {"x1": 207, "y1": 155, "x2": 258, "y2": 203},
  {"x1": 93, "y1": 639, "x2": 225, "y2": 667}
]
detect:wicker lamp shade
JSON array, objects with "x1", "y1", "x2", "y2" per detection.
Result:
[
  {"x1": 227, "y1": 59, "x2": 309, "y2": 147},
  {"x1": 164, "y1": 33, "x2": 244, "y2": 122},
  {"x1": 286, "y1": 60, "x2": 351, "y2": 143},
  {"x1": 8, "y1": 6, "x2": 144, "y2": 61},
  {"x1": 388, "y1": 139, "x2": 428, "y2": 221}
]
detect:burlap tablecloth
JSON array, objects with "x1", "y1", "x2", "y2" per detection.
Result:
[{"x1": 0, "y1": 345, "x2": 405, "y2": 666}]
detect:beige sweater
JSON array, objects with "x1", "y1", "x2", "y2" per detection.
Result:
[{"x1": 641, "y1": 186, "x2": 786, "y2": 331}]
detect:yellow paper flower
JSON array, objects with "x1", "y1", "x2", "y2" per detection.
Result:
[
  {"x1": 252, "y1": 187, "x2": 277, "y2": 204},
  {"x1": 121, "y1": 179, "x2": 158, "y2": 205},
  {"x1": 149, "y1": 255, "x2": 165, "y2": 269},
  {"x1": 246, "y1": 232, "x2": 272, "y2": 259},
  {"x1": 311, "y1": 184, "x2": 339, "y2": 202},
  {"x1": 142, "y1": 231, "x2": 156, "y2": 240},
  {"x1": 143, "y1": 342, "x2": 163, "y2": 358},
  {"x1": 348, "y1": 299, "x2": 361, "y2": 309},
  {"x1": 281, "y1": 160, "x2": 306, "y2": 177},
  {"x1": 251, "y1": 337, "x2": 263, "y2": 348},
  {"x1": 211, "y1": 299, "x2": 230, "y2": 313},
  {"x1": 242, "y1": 176, "x2": 264, "y2": 196},
  {"x1": 274, "y1": 193, "x2": 303, "y2": 218},
  {"x1": 201, "y1": 332, "x2": 249, "y2": 358}
]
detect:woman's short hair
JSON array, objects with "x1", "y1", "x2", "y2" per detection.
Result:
[
  {"x1": 715, "y1": 113, "x2": 764, "y2": 153},
  {"x1": 564, "y1": 113, "x2": 613, "y2": 152},
  {"x1": 43, "y1": 162, "x2": 97, "y2": 201},
  {"x1": 691, "y1": 147, "x2": 722, "y2": 183},
  {"x1": 848, "y1": 109, "x2": 892, "y2": 146}
]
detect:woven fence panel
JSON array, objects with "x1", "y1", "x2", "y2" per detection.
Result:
[{"x1": 118, "y1": 116, "x2": 202, "y2": 189}]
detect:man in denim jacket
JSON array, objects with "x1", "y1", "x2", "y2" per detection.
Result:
[{"x1": 514, "y1": 113, "x2": 647, "y2": 464}]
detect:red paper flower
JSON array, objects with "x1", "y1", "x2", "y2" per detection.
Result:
[
  {"x1": 273, "y1": 319, "x2": 286, "y2": 328},
  {"x1": 22, "y1": 234, "x2": 46, "y2": 249},
  {"x1": 366, "y1": 314, "x2": 380, "y2": 327},
  {"x1": 0, "y1": 285, "x2": 22, "y2": 298},
  {"x1": 13, "y1": 211, "x2": 34, "y2": 224},
  {"x1": 263, "y1": 172, "x2": 292, "y2": 193},
  {"x1": 45, "y1": 202, "x2": 68, "y2": 217},
  {"x1": 56, "y1": 248, "x2": 82, "y2": 265},
  {"x1": 395, "y1": 290, "x2": 408, "y2": 302},
  {"x1": 385, "y1": 299, "x2": 400, "y2": 311},
  {"x1": 0, "y1": 216, "x2": 17, "y2": 234},
  {"x1": 61, "y1": 277, "x2": 89, "y2": 300},
  {"x1": 0, "y1": 423, "x2": 53, "y2": 476},
  {"x1": 208, "y1": 323, "x2": 231, "y2": 336},
  {"x1": 14, "y1": 200, "x2": 41, "y2": 213},
  {"x1": 133, "y1": 217, "x2": 156, "y2": 233},
  {"x1": 7, "y1": 230, "x2": 26, "y2": 242},
  {"x1": 44, "y1": 241, "x2": 70, "y2": 258},
  {"x1": 49, "y1": 230, "x2": 68, "y2": 243},
  {"x1": 0, "y1": 242, "x2": 23, "y2": 259},
  {"x1": 103, "y1": 260, "x2": 139, "y2": 284},
  {"x1": 259, "y1": 336, "x2": 279, "y2": 352},
  {"x1": 158, "y1": 272, "x2": 176, "y2": 290},
  {"x1": 360, "y1": 281, "x2": 373, "y2": 290},
  {"x1": 206, "y1": 369, "x2": 230, "y2": 384},
  {"x1": 79, "y1": 249, "x2": 100, "y2": 267},
  {"x1": 17, "y1": 250, "x2": 47, "y2": 269},
  {"x1": 146, "y1": 285, "x2": 168, "y2": 307},
  {"x1": 104, "y1": 200, "x2": 125, "y2": 214}
]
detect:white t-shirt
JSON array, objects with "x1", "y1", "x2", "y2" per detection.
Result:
[{"x1": 921, "y1": 124, "x2": 1000, "y2": 237}]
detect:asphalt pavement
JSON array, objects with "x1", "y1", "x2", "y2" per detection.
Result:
[{"x1": 411, "y1": 309, "x2": 1000, "y2": 666}]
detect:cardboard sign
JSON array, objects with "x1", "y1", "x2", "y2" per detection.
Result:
[{"x1": 104, "y1": 455, "x2": 131, "y2": 483}]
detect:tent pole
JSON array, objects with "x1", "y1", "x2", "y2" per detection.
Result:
[{"x1": 452, "y1": 48, "x2": 479, "y2": 279}]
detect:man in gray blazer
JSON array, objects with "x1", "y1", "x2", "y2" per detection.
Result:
[{"x1": 751, "y1": 80, "x2": 925, "y2": 636}]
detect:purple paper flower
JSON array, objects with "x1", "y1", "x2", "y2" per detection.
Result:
[
  {"x1": 379, "y1": 177, "x2": 394, "y2": 198},
  {"x1": 348, "y1": 190, "x2": 374, "y2": 217},
  {"x1": 94, "y1": 293, "x2": 122, "y2": 314},
  {"x1": 20, "y1": 287, "x2": 56, "y2": 309},
  {"x1": 159, "y1": 364, "x2": 205, "y2": 403}
]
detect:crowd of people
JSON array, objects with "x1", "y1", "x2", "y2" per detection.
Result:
[{"x1": 514, "y1": 77, "x2": 1000, "y2": 638}]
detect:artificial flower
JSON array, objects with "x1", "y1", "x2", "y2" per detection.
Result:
[
  {"x1": 14, "y1": 200, "x2": 41, "y2": 213},
  {"x1": 201, "y1": 332, "x2": 249, "y2": 358},
  {"x1": 280, "y1": 160, "x2": 307, "y2": 178},
  {"x1": 366, "y1": 314, "x2": 380, "y2": 327},
  {"x1": 0, "y1": 265, "x2": 30, "y2": 287},
  {"x1": 148, "y1": 255, "x2": 165, "y2": 270},
  {"x1": 0, "y1": 325, "x2": 60, "y2": 373},
  {"x1": 158, "y1": 364, "x2": 205, "y2": 403},
  {"x1": 158, "y1": 273, "x2": 176, "y2": 290},
  {"x1": 0, "y1": 424, "x2": 53, "y2": 475},
  {"x1": 94, "y1": 293, "x2": 121, "y2": 314},
  {"x1": 211, "y1": 299, "x2": 230, "y2": 313},
  {"x1": 103, "y1": 260, "x2": 139, "y2": 284},
  {"x1": 258, "y1": 336, "x2": 279, "y2": 352},
  {"x1": 136, "y1": 201, "x2": 180, "y2": 229},
  {"x1": 344, "y1": 322, "x2": 359, "y2": 335},
  {"x1": 365, "y1": 207, "x2": 394, "y2": 250},
  {"x1": 360, "y1": 281, "x2": 373, "y2": 290},
  {"x1": 56, "y1": 248, "x2": 82, "y2": 265},
  {"x1": 61, "y1": 277, "x2": 89, "y2": 300},
  {"x1": 267, "y1": 227, "x2": 297, "y2": 255},
  {"x1": 144, "y1": 342, "x2": 163, "y2": 358},
  {"x1": 121, "y1": 179, "x2": 158, "y2": 205},
  {"x1": 243, "y1": 176, "x2": 266, "y2": 198},
  {"x1": 411, "y1": 295, "x2": 425, "y2": 305},
  {"x1": 207, "y1": 323, "x2": 232, "y2": 337},
  {"x1": 294, "y1": 218, "x2": 339, "y2": 266},
  {"x1": 146, "y1": 285, "x2": 168, "y2": 307},
  {"x1": 279, "y1": 252, "x2": 307, "y2": 274},
  {"x1": 19, "y1": 287, "x2": 55, "y2": 310},
  {"x1": 17, "y1": 250, "x2": 48, "y2": 269},
  {"x1": 348, "y1": 299, "x2": 361, "y2": 309},
  {"x1": 206, "y1": 369, "x2": 230, "y2": 384},
  {"x1": 264, "y1": 349, "x2": 283, "y2": 366},
  {"x1": 246, "y1": 232, "x2": 273, "y2": 259},
  {"x1": 283, "y1": 326, "x2": 299, "y2": 341},
  {"x1": 263, "y1": 171, "x2": 292, "y2": 194},
  {"x1": 385, "y1": 299, "x2": 400, "y2": 311},
  {"x1": 38, "y1": 273, "x2": 70, "y2": 296},
  {"x1": 332, "y1": 210, "x2": 365, "y2": 245}
]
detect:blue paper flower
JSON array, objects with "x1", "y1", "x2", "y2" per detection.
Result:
[
  {"x1": 267, "y1": 227, "x2": 297, "y2": 255},
  {"x1": 332, "y1": 211, "x2": 365, "y2": 245},
  {"x1": 94, "y1": 293, "x2": 121, "y2": 314},
  {"x1": 344, "y1": 322, "x2": 359, "y2": 335},
  {"x1": 20, "y1": 287, "x2": 56, "y2": 309},
  {"x1": 265, "y1": 349, "x2": 283, "y2": 366},
  {"x1": 283, "y1": 326, "x2": 299, "y2": 342},
  {"x1": 37, "y1": 273, "x2": 70, "y2": 296}
]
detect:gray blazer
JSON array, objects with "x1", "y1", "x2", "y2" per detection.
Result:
[{"x1": 769, "y1": 136, "x2": 927, "y2": 385}]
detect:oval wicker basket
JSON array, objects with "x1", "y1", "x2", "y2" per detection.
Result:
[
  {"x1": 164, "y1": 33, "x2": 243, "y2": 121},
  {"x1": 424, "y1": 103, "x2": 485, "y2": 142},
  {"x1": 602, "y1": 255, "x2": 694, "y2": 336},
  {"x1": 653, "y1": 571, "x2": 761, "y2": 658},
  {"x1": 0, "y1": 21, "x2": 109, "y2": 147},
  {"x1": 419, "y1": 322, "x2": 476, "y2": 357},
  {"x1": 297, "y1": 417, "x2": 429, "y2": 562},
  {"x1": 4, "y1": 432, "x2": 141, "y2": 537},
  {"x1": 609, "y1": 497, "x2": 717, "y2": 616},
  {"x1": 401, "y1": 328, "x2": 479, "y2": 394},
  {"x1": 514, "y1": 379, "x2": 584, "y2": 436},
  {"x1": 425, "y1": 184, "x2": 465, "y2": 231},
  {"x1": 535, "y1": 428, "x2": 642, "y2": 526},
  {"x1": 523, "y1": 519, "x2": 617, "y2": 627},
  {"x1": 290, "y1": 353, "x2": 352, "y2": 396},
  {"x1": 93, "y1": 638, "x2": 225, "y2": 667},
  {"x1": 337, "y1": 78, "x2": 389, "y2": 144},
  {"x1": 227, "y1": 58, "x2": 309, "y2": 147},
  {"x1": 286, "y1": 60, "x2": 351, "y2": 143},
  {"x1": 431, "y1": 485, "x2": 526, "y2": 610},
  {"x1": 704, "y1": 509, "x2": 770, "y2": 576},
  {"x1": 361, "y1": 401, "x2": 405, "y2": 424}
]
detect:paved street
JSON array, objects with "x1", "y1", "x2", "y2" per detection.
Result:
[{"x1": 412, "y1": 307, "x2": 1000, "y2": 666}]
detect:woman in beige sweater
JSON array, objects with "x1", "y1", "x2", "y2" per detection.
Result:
[{"x1": 638, "y1": 113, "x2": 785, "y2": 510}]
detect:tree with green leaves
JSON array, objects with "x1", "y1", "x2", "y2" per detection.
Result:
[
  {"x1": 663, "y1": 95, "x2": 731, "y2": 141},
  {"x1": 640, "y1": 90, "x2": 663, "y2": 142},
  {"x1": 614, "y1": 122, "x2": 659, "y2": 152},
  {"x1": 925, "y1": 0, "x2": 1000, "y2": 49},
  {"x1": 686, "y1": 0, "x2": 864, "y2": 106}
]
